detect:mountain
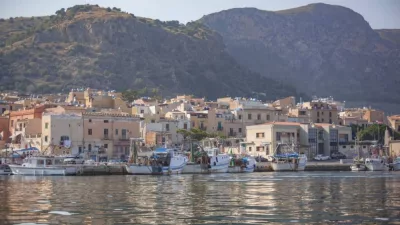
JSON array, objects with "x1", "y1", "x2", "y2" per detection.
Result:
[
  {"x1": 0, "y1": 5, "x2": 303, "y2": 100},
  {"x1": 200, "y1": 3, "x2": 400, "y2": 110}
]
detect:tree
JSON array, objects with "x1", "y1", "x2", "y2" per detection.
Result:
[
  {"x1": 106, "y1": 7, "x2": 112, "y2": 12},
  {"x1": 55, "y1": 8, "x2": 66, "y2": 17},
  {"x1": 121, "y1": 89, "x2": 138, "y2": 103},
  {"x1": 357, "y1": 124, "x2": 400, "y2": 144}
]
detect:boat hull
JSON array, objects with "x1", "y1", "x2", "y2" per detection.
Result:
[
  {"x1": 125, "y1": 165, "x2": 163, "y2": 175},
  {"x1": 392, "y1": 163, "x2": 400, "y2": 171},
  {"x1": 271, "y1": 162, "x2": 298, "y2": 171},
  {"x1": 182, "y1": 163, "x2": 210, "y2": 174},
  {"x1": 365, "y1": 163, "x2": 388, "y2": 171},
  {"x1": 0, "y1": 170, "x2": 12, "y2": 175},
  {"x1": 351, "y1": 164, "x2": 366, "y2": 171},
  {"x1": 9, "y1": 165, "x2": 77, "y2": 176}
]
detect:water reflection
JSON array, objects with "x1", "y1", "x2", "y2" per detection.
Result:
[{"x1": 0, "y1": 172, "x2": 399, "y2": 224}]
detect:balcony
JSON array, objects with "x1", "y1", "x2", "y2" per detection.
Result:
[
  {"x1": 217, "y1": 127, "x2": 223, "y2": 131},
  {"x1": 199, "y1": 126, "x2": 207, "y2": 131},
  {"x1": 228, "y1": 132, "x2": 237, "y2": 137},
  {"x1": 103, "y1": 135, "x2": 110, "y2": 140},
  {"x1": 119, "y1": 136, "x2": 129, "y2": 141}
]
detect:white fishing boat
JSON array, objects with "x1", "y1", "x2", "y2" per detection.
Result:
[
  {"x1": 270, "y1": 143, "x2": 307, "y2": 172},
  {"x1": 351, "y1": 161, "x2": 366, "y2": 171},
  {"x1": 204, "y1": 147, "x2": 230, "y2": 173},
  {"x1": 365, "y1": 157, "x2": 389, "y2": 171},
  {"x1": 227, "y1": 156, "x2": 256, "y2": 173},
  {"x1": 0, "y1": 164, "x2": 12, "y2": 175},
  {"x1": 391, "y1": 157, "x2": 400, "y2": 171},
  {"x1": 350, "y1": 139, "x2": 366, "y2": 171},
  {"x1": 126, "y1": 139, "x2": 187, "y2": 175},
  {"x1": 9, "y1": 156, "x2": 77, "y2": 176}
]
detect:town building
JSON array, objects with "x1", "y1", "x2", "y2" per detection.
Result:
[
  {"x1": 82, "y1": 112, "x2": 141, "y2": 161},
  {"x1": 387, "y1": 115, "x2": 400, "y2": 132}
]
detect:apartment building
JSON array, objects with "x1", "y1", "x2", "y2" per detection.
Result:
[
  {"x1": 42, "y1": 113, "x2": 82, "y2": 155},
  {"x1": 387, "y1": 115, "x2": 400, "y2": 132},
  {"x1": 245, "y1": 122, "x2": 352, "y2": 158},
  {"x1": 290, "y1": 101, "x2": 338, "y2": 124},
  {"x1": 82, "y1": 112, "x2": 141, "y2": 160}
]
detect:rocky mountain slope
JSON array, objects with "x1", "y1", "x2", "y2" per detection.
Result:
[
  {"x1": 200, "y1": 3, "x2": 400, "y2": 107},
  {"x1": 0, "y1": 5, "x2": 302, "y2": 100}
]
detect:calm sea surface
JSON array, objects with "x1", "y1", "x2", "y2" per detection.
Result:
[{"x1": 1, "y1": 172, "x2": 400, "y2": 224}]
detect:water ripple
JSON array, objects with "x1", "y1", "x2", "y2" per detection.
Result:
[{"x1": 0, "y1": 172, "x2": 399, "y2": 224}]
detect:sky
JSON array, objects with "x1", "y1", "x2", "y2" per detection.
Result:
[{"x1": 0, "y1": 0, "x2": 399, "y2": 29}]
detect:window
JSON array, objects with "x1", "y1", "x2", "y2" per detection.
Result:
[
  {"x1": 329, "y1": 119, "x2": 332, "y2": 124},
  {"x1": 45, "y1": 136, "x2": 48, "y2": 142},
  {"x1": 317, "y1": 112, "x2": 320, "y2": 117},
  {"x1": 256, "y1": 132, "x2": 265, "y2": 138},
  {"x1": 88, "y1": 144, "x2": 92, "y2": 152},
  {"x1": 115, "y1": 129, "x2": 119, "y2": 135},
  {"x1": 79, "y1": 147, "x2": 82, "y2": 153},
  {"x1": 45, "y1": 123, "x2": 49, "y2": 129},
  {"x1": 104, "y1": 144, "x2": 108, "y2": 149},
  {"x1": 342, "y1": 146, "x2": 346, "y2": 148},
  {"x1": 351, "y1": 145, "x2": 354, "y2": 148},
  {"x1": 61, "y1": 136, "x2": 69, "y2": 141},
  {"x1": 248, "y1": 114, "x2": 252, "y2": 120},
  {"x1": 104, "y1": 120, "x2": 109, "y2": 123},
  {"x1": 166, "y1": 124, "x2": 170, "y2": 131},
  {"x1": 256, "y1": 146, "x2": 264, "y2": 152},
  {"x1": 89, "y1": 119, "x2": 92, "y2": 123},
  {"x1": 317, "y1": 119, "x2": 320, "y2": 123},
  {"x1": 104, "y1": 129, "x2": 109, "y2": 138},
  {"x1": 238, "y1": 128, "x2": 242, "y2": 133},
  {"x1": 299, "y1": 111, "x2": 306, "y2": 116},
  {"x1": 257, "y1": 114, "x2": 261, "y2": 120},
  {"x1": 184, "y1": 123, "x2": 188, "y2": 130},
  {"x1": 122, "y1": 129, "x2": 127, "y2": 139},
  {"x1": 267, "y1": 115, "x2": 270, "y2": 120},
  {"x1": 11, "y1": 120, "x2": 14, "y2": 127},
  {"x1": 238, "y1": 115, "x2": 242, "y2": 120},
  {"x1": 151, "y1": 120, "x2": 156, "y2": 123},
  {"x1": 140, "y1": 110, "x2": 144, "y2": 114},
  {"x1": 276, "y1": 132, "x2": 281, "y2": 141},
  {"x1": 322, "y1": 111, "x2": 324, "y2": 115},
  {"x1": 363, "y1": 146, "x2": 366, "y2": 149},
  {"x1": 322, "y1": 118, "x2": 324, "y2": 122},
  {"x1": 329, "y1": 112, "x2": 332, "y2": 117},
  {"x1": 88, "y1": 129, "x2": 92, "y2": 135},
  {"x1": 249, "y1": 147, "x2": 252, "y2": 152}
]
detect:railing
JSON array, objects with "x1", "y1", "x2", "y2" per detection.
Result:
[
  {"x1": 103, "y1": 135, "x2": 110, "y2": 140},
  {"x1": 119, "y1": 137, "x2": 129, "y2": 141},
  {"x1": 217, "y1": 127, "x2": 223, "y2": 131},
  {"x1": 229, "y1": 132, "x2": 237, "y2": 137}
]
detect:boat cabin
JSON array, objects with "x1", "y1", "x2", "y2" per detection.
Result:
[
  {"x1": 22, "y1": 157, "x2": 66, "y2": 167},
  {"x1": 205, "y1": 148, "x2": 221, "y2": 157}
]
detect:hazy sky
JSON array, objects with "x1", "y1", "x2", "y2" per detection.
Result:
[{"x1": 1, "y1": 0, "x2": 399, "y2": 29}]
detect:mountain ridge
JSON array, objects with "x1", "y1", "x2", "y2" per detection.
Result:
[
  {"x1": 200, "y1": 3, "x2": 400, "y2": 108},
  {"x1": 0, "y1": 5, "x2": 303, "y2": 100}
]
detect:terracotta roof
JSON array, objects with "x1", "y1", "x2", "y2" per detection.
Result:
[
  {"x1": 389, "y1": 115, "x2": 400, "y2": 120},
  {"x1": 250, "y1": 121, "x2": 301, "y2": 126}
]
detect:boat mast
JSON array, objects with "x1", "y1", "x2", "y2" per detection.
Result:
[{"x1": 129, "y1": 138, "x2": 143, "y2": 164}]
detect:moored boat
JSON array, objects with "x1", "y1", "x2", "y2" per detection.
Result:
[
  {"x1": 9, "y1": 156, "x2": 77, "y2": 176},
  {"x1": 204, "y1": 147, "x2": 230, "y2": 173},
  {"x1": 0, "y1": 164, "x2": 12, "y2": 175},
  {"x1": 126, "y1": 138, "x2": 187, "y2": 175},
  {"x1": 390, "y1": 157, "x2": 400, "y2": 171},
  {"x1": 227, "y1": 156, "x2": 256, "y2": 173},
  {"x1": 351, "y1": 162, "x2": 366, "y2": 171},
  {"x1": 365, "y1": 157, "x2": 389, "y2": 171}
]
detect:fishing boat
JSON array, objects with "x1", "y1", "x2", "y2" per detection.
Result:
[
  {"x1": 350, "y1": 139, "x2": 366, "y2": 171},
  {"x1": 227, "y1": 155, "x2": 256, "y2": 173},
  {"x1": 390, "y1": 157, "x2": 400, "y2": 171},
  {"x1": 270, "y1": 143, "x2": 307, "y2": 172},
  {"x1": 9, "y1": 156, "x2": 77, "y2": 176},
  {"x1": 350, "y1": 160, "x2": 366, "y2": 171},
  {"x1": 365, "y1": 156, "x2": 388, "y2": 171},
  {"x1": 126, "y1": 138, "x2": 188, "y2": 175},
  {"x1": 0, "y1": 164, "x2": 12, "y2": 175},
  {"x1": 204, "y1": 147, "x2": 230, "y2": 173}
]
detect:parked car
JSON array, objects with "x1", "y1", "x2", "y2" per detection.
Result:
[
  {"x1": 314, "y1": 154, "x2": 331, "y2": 161},
  {"x1": 331, "y1": 152, "x2": 347, "y2": 159}
]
